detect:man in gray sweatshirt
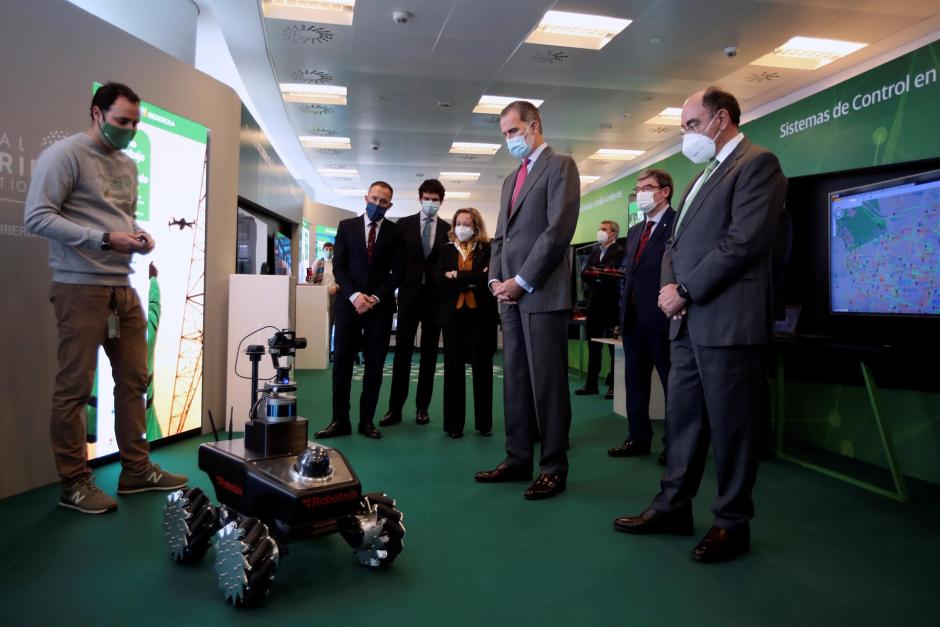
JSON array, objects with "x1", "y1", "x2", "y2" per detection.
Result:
[{"x1": 25, "y1": 82, "x2": 187, "y2": 514}]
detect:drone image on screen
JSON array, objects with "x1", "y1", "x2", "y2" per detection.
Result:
[{"x1": 162, "y1": 329, "x2": 405, "y2": 607}]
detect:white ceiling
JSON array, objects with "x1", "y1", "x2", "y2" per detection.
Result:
[{"x1": 234, "y1": 0, "x2": 940, "y2": 225}]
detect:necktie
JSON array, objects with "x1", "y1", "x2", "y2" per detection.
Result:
[
  {"x1": 421, "y1": 217, "x2": 432, "y2": 257},
  {"x1": 509, "y1": 158, "x2": 531, "y2": 218},
  {"x1": 675, "y1": 158, "x2": 719, "y2": 231},
  {"x1": 634, "y1": 220, "x2": 656, "y2": 263},
  {"x1": 367, "y1": 221, "x2": 377, "y2": 262}
]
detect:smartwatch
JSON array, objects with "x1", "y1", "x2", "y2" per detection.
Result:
[
  {"x1": 100, "y1": 232, "x2": 112, "y2": 251},
  {"x1": 676, "y1": 283, "x2": 691, "y2": 301}
]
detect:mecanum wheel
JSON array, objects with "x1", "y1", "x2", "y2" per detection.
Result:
[
  {"x1": 214, "y1": 517, "x2": 280, "y2": 607},
  {"x1": 163, "y1": 487, "x2": 218, "y2": 563},
  {"x1": 338, "y1": 492, "x2": 406, "y2": 568}
]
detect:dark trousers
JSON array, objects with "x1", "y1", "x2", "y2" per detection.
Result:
[
  {"x1": 332, "y1": 307, "x2": 393, "y2": 427},
  {"x1": 622, "y1": 329, "x2": 670, "y2": 447},
  {"x1": 585, "y1": 314, "x2": 615, "y2": 389},
  {"x1": 652, "y1": 327, "x2": 764, "y2": 529},
  {"x1": 501, "y1": 307, "x2": 571, "y2": 475},
  {"x1": 388, "y1": 288, "x2": 440, "y2": 415},
  {"x1": 442, "y1": 307, "x2": 495, "y2": 435}
]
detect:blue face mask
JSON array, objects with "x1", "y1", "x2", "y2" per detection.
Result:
[
  {"x1": 365, "y1": 202, "x2": 387, "y2": 222},
  {"x1": 506, "y1": 123, "x2": 533, "y2": 160}
]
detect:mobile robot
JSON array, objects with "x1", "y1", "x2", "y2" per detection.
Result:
[{"x1": 162, "y1": 329, "x2": 405, "y2": 607}]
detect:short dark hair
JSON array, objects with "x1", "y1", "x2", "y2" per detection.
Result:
[
  {"x1": 500, "y1": 100, "x2": 542, "y2": 132},
  {"x1": 702, "y1": 86, "x2": 741, "y2": 126},
  {"x1": 90, "y1": 82, "x2": 140, "y2": 121},
  {"x1": 418, "y1": 178, "x2": 445, "y2": 200},
  {"x1": 369, "y1": 180, "x2": 394, "y2": 196},
  {"x1": 636, "y1": 168, "x2": 674, "y2": 202}
]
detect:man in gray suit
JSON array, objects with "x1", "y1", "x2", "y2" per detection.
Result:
[
  {"x1": 474, "y1": 100, "x2": 579, "y2": 500},
  {"x1": 613, "y1": 87, "x2": 786, "y2": 563}
]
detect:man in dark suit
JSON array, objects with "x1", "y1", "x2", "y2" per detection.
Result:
[
  {"x1": 380, "y1": 179, "x2": 451, "y2": 428},
  {"x1": 316, "y1": 181, "x2": 404, "y2": 440},
  {"x1": 608, "y1": 169, "x2": 675, "y2": 464},
  {"x1": 575, "y1": 220, "x2": 623, "y2": 399},
  {"x1": 475, "y1": 100, "x2": 579, "y2": 500},
  {"x1": 613, "y1": 88, "x2": 786, "y2": 564}
]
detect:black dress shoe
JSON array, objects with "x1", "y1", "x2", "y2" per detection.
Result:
[
  {"x1": 415, "y1": 410, "x2": 430, "y2": 425},
  {"x1": 612, "y1": 507, "x2": 694, "y2": 535},
  {"x1": 357, "y1": 424, "x2": 382, "y2": 439},
  {"x1": 378, "y1": 411, "x2": 401, "y2": 427},
  {"x1": 523, "y1": 473, "x2": 567, "y2": 500},
  {"x1": 574, "y1": 386, "x2": 599, "y2": 396},
  {"x1": 607, "y1": 439, "x2": 651, "y2": 457},
  {"x1": 315, "y1": 421, "x2": 351, "y2": 439},
  {"x1": 658, "y1": 450, "x2": 668, "y2": 466},
  {"x1": 474, "y1": 462, "x2": 532, "y2": 483},
  {"x1": 478, "y1": 429, "x2": 492, "y2": 437},
  {"x1": 691, "y1": 525, "x2": 750, "y2": 563},
  {"x1": 604, "y1": 388, "x2": 615, "y2": 400},
  {"x1": 447, "y1": 431, "x2": 463, "y2": 439}
]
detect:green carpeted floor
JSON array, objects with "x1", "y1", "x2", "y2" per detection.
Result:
[{"x1": 2, "y1": 361, "x2": 938, "y2": 626}]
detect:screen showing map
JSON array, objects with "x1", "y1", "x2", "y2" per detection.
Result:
[{"x1": 830, "y1": 169, "x2": 940, "y2": 315}]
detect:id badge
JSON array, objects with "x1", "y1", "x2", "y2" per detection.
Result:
[{"x1": 107, "y1": 312, "x2": 121, "y2": 339}]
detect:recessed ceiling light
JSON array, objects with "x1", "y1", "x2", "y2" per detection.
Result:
[
  {"x1": 334, "y1": 188, "x2": 367, "y2": 196},
  {"x1": 645, "y1": 107, "x2": 683, "y2": 126},
  {"x1": 280, "y1": 83, "x2": 347, "y2": 105},
  {"x1": 447, "y1": 192, "x2": 472, "y2": 199},
  {"x1": 439, "y1": 171, "x2": 481, "y2": 181},
  {"x1": 525, "y1": 10, "x2": 632, "y2": 51},
  {"x1": 752, "y1": 36, "x2": 867, "y2": 70},
  {"x1": 588, "y1": 148, "x2": 644, "y2": 161},
  {"x1": 300, "y1": 136, "x2": 351, "y2": 149},
  {"x1": 649, "y1": 36, "x2": 663, "y2": 45},
  {"x1": 262, "y1": 0, "x2": 356, "y2": 26},
  {"x1": 472, "y1": 95, "x2": 545, "y2": 115},
  {"x1": 449, "y1": 142, "x2": 501, "y2": 156},
  {"x1": 317, "y1": 167, "x2": 358, "y2": 177},
  {"x1": 580, "y1": 175, "x2": 600, "y2": 186}
]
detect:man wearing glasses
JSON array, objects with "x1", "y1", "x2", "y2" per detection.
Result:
[{"x1": 608, "y1": 170, "x2": 675, "y2": 465}]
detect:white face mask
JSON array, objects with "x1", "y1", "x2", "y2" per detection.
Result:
[
  {"x1": 636, "y1": 190, "x2": 658, "y2": 211},
  {"x1": 421, "y1": 200, "x2": 441, "y2": 216},
  {"x1": 596, "y1": 229, "x2": 610, "y2": 245},
  {"x1": 681, "y1": 114, "x2": 719, "y2": 164},
  {"x1": 454, "y1": 225, "x2": 474, "y2": 242}
]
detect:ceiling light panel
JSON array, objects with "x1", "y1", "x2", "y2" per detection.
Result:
[
  {"x1": 580, "y1": 175, "x2": 600, "y2": 185},
  {"x1": 280, "y1": 83, "x2": 348, "y2": 105},
  {"x1": 447, "y1": 192, "x2": 472, "y2": 199},
  {"x1": 473, "y1": 95, "x2": 545, "y2": 115},
  {"x1": 439, "y1": 171, "x2": 481, "y2": 182},
  {"x1": 644, "y1": 107, "x2": 682, "y2": 126},
  {"x1": 588, "y1": 149, "x2": 644, "y2": 161},
  {"x1": 752, "y1": 36, "x2": 867, "y2": 71},
  {"x1": 262, "y1": 0, "x2": 356, "y2": 26},
  {"x1": 317, "y1": 168, "x2": 358, "y2": 176},
  {"x1": 334, "y1": 188, "x2": 367, "y2": 196},
  {"x1": 525, "y1": 10, "x2": 632, "y2": 51},
  {"x1": 449, "y1": 142, "x2": 501, "y2": 156},
  {"x1": 300, "y1": 136, "x2": 351, "y2": 149}
]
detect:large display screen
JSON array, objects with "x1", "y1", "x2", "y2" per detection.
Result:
[
  {"x1": 829, "y1": 168, "x2": 940, "y2": 316},
  {"x1": 88, "y1": 85, "x2": 208, "y2": 459}
]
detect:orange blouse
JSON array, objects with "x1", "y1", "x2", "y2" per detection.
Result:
[{"x1": 455, "y1": 247, "x2": 477, "y2": 309}]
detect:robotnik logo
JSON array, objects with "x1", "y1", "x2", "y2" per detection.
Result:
[
  {"x1": 302, "y1": 489, "x2": 358, "y2": 510},
  {"x1": 215, "y1": 475, "x2": 244, "y2": 496}
]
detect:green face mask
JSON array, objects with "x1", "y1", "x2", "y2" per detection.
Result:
[{"x1": 99, "y1": 119, "x2": 136, "y2": 150}]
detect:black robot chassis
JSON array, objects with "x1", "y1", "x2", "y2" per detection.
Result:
[{"x1": 161, "y1": 330, "x2": 405, "y2": 607}]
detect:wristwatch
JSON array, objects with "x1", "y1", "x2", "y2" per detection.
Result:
[
  {"x1": 676, "y1": 283, "x2": 691, "y2": 301},
  {"x1": 100, "y1": 232, "x2": 112, "y2": 251}
]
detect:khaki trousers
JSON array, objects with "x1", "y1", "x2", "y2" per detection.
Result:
[{"x1": 50, "y1": 283, "x2": 150, "y2": 483}]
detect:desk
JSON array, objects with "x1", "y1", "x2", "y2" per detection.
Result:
[{"x1": 591, "y1": 337, "x2": 665, "y2": 421}]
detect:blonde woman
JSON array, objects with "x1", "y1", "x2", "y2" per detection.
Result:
[{"x1": 434, "y1": 208, "x2": 498, "y2": 438}]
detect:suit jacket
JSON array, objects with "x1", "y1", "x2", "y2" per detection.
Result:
[
  {"x1": 581, "y1": 241, "x2": 624, "y2": 328},
  {"x1": 395, "y1": 212, "x2": 451, "y2": 310},
  {"x1": 662, "y1": 137, "x2": 787, "y2": 346},
  {"x1": 332, "y1": 214, "x2": 404, "y2": 318},
  {"x1": 489, "y1": 145, "x2": 580, "y2": 313},
  {"x1": 620, "y1": 208, "x2": 675, "y2": 335},
  {"x1": 434, "y1": 241, "x2": 498, "y2": 328}
]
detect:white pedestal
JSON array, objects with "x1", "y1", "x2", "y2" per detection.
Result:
[
  {"x1": 295, "y1": 284, "x2": 329, "y2": 369},
  {"x1": 226, "y1": 275, "x2": 290, "y2": 429},
  {"x1": 592, "y1": 337, "x2": 664, "y2": 421}
]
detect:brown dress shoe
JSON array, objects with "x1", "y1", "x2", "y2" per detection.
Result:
[
  {"x1": 612, "y1": 507, "x2": 694, "y2": 535},
  {"x1": 691, "y1": 525, "x2": 750, "y2": 563},
  {"x1": 415, "y1": 410, "x2": 430, "y2": 425},
  {"x1": 474, "y1": 462, "x2": 532, "y2": 483},
  {"x1": 523, "y1": 473, "x2": 567, "y2": 500},
  {"x1": 608, "y1": 439, "x2": 651, "y2": 457},
  {"x1": 357, "y1": 424, "x2": 382, "y2": 439},
  {"x1": 379, "y1": 411, "x2": 401, "y2": 427},
  {"x1": 315, "y1": 421, "x2": 352, "y2": 438}
]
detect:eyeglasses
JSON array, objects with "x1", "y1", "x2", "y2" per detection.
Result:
[{"x1": 632, "y1": 185, "x2": 661, "y2": 193}]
